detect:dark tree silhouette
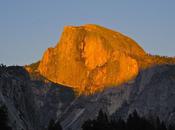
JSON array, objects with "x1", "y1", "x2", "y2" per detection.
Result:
[
  {"x1": 82, "y1": 110, "x2": 111, "y2": 130},
  {"x1": 126, "y1": 110, "x2": 154, "y2": 130},
  {"x1": 48, "y1": 119, "x2": 62, "y2": 130},
  {"x1": 168, "y1": 124, "x2": 175, "y2": 130},
  {"x1": 54, "y1": 121, "x2": 62, "y2": 130},
  {"x1": 82, "y1": 119, "x2": 94, "y2": 130},
  {"x1": 48, "y1": 119, "x2": 55, "y2": 130},
  {"x1": 0, "y1": 105, "x2": 12, "y2": 130},
  {"x1": 82, "y1": 109, "x2": 173, "y2": 130}
]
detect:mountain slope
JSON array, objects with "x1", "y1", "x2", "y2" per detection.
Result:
[
  {"x1": 57, "y1": 64, "x2": 175, "y2": 130},
  {"x1": 0, "y1": 65, "x2": 76, "y2": 130},
  {"x1": 0, "y1": 66, "x2": 40, "y2": 130},
  {"x1": 1, "y1": 64, "x2": 175, "y2": 130}
]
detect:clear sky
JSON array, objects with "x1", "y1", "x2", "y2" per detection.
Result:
[{"x1": 0, "y1": 0, "x2": 175, "y2": 65}]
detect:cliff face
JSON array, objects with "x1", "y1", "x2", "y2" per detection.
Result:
[
  {"x1": 38, "y1": 24, "x2": 146, "y2": 94},
  {"x1": 57, "y1": 65, "x2": 175, "y2": 130},
  {"x1": 0, "y1": 66, "x2": 40, "y2": 130},
  {"x1": 31, "y1": 78, "x2": 75, "y2": 129},
  {"x1": 0, "y1": 66, "x2": 76, "y2": 130},
  {"x1": 1, "y1": 64, "x2": 175, "y2": 130}
]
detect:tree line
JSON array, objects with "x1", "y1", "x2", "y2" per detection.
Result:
[
  {"x1": 82, "y1": 110, "x2": 175, "y2": 130},
  {"x1": 1, "y1": 103, "x2": 175, "y2": 130}
]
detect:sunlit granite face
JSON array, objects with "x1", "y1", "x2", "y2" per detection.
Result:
[{"x1": 37, "y1": 24, "x2": 147, "y2": 94}]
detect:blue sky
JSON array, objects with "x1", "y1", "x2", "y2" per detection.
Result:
[{"x1": 0, "y1": 0, "x2": 175, "y2": 65}]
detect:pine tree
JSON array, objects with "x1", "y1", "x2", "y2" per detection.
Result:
[
  {"x1": 82, "y1": 119, "x2": 94, "y2": 130},
  {"x1": 48, "y1": 119, "x2": 62, "y2": 130},
  {"x1": 82, "y1": 109, "x2": 172, "y2": 130},
  {"x1": 54, "y1": 121, "x2": 62, "y2": 130},
  {"x1": 0, "y1": 105, "x2": 12, "y2": 130},
  {"x1": 168, "y1": 124, "x2": 175, "y2": 130},
  {"x1": 48, "y1": 119, "x2": 55, "y2": 130}
]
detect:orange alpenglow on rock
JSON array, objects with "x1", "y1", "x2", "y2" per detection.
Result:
[{"x1": 38, "y1": 24, "x2": 146, "y2": 94}]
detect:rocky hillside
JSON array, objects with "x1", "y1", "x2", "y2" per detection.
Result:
[
  {"x1": 31, "y1": 77, "x2": 75, "y2": 129},
  {"x1": 1, "y1": 64, "x2": 175, "y2": 130},
  {"x1": 0, "y1": 65, "x2": 75, "y2": 130},
  {"x1": 0, "y1": 65, "x2": 40, "y2": 130},
  {"x1": 57, "y1": 64, "x2": 175, "y2": 130}
]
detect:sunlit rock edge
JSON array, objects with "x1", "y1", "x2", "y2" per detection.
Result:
[{"x1": 26, "y1": 24, "x2": 175, "y2": 95}]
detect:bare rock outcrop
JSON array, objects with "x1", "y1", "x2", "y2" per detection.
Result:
[
  {"x1": 38, "y1": 24, "x2": 146, "y2": 94},
  {"x1": 58, "y1": 65, "x2": 175, "y2": 130},
  {"x1": 0, "y1": 66, "x2": 40, "y2": 130}
]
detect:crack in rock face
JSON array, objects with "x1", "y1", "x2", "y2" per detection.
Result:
[
  {"x1": 81, "y1": 34, "x2": 110, "y2": 70},
  {"x1": 38, "y1": 24, "x2": 145, "y2": 94}
]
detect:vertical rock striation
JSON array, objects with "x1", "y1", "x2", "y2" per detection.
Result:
[{"x1": 38, "y1": 24, "x2": 146, "y2": 94}]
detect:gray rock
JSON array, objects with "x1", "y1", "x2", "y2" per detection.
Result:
[
  {"x1": 0, "y1": 66, "x2": 40, "y2": 130},
  {"x1": 58, "y1": 65, "x2": 175, "y2": 130},
  {"x1": 0, "y1": 66, "x2": 76, "y2": 130},
  {"x1": 1, "y1": 64, "x2": 175, "y2": 130}
]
